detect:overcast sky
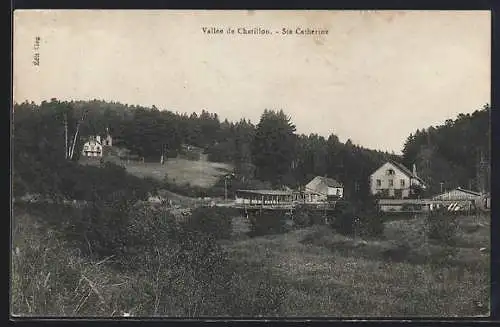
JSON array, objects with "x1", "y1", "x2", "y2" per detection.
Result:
[{"x1": 14, "y1": 10, "x2": 490, "y2": 153}]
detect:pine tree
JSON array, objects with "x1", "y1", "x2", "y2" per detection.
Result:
[{"x1": 251, "y1": 110, "x2": 297, "y2": 186}]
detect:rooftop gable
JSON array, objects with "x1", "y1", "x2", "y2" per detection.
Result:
[
  {"x1": 306, "y1": 176, "x2": 343, "y2": 189},
  {"x1": 455, "y1": 187, "x2": 481, "y2": 196},
  {"x1": 432, "y1": 187, "x2": 482, "y2": 199},
  {"x1": 373, "y1": 161, "x2": 428, "y2": 187}
]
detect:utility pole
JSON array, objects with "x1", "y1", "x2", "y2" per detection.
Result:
[
  {"x1": 476, "y1": 148, "x2": 488, "y2": 194},
  {"x1": 64, "y1": 112, "x2": 68, "y2": 159},
  {"x1": 476, "y1": 149, "x2": 481, "y2": 193},
  {"x1": 224, "y1": 177, "x2": 228, "y2": 201},
  {"x1": 480, "y1": 149, "x2": 489, "y2": 194},
  {"x1": 440, "y1": 182, "x2": 444, "y2": 194},
  {"x1": 69, "y1": 110, "x2": 87, "y2": 160}
]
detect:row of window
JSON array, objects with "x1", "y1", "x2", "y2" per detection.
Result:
[
  {"x1": 83, "y1": 145, "x2": 102, "y2": 151},
  {"x1": 376, "y1": 179, "x2": 406, "y2": 187}
]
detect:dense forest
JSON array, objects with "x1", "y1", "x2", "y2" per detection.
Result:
[
  {"x1": 12, "y1": 98, "x2": 490, "y2": 201},
  {"x1": 401, "y1": 104, "x2": 491, "y2": 195}
]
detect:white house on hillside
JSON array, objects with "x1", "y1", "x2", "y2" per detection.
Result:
[
  {"x1": 304, "y1": 176, "x2": 344, "y2": 202},
  {"x1": 370, "y1": 161, "x2": 427, "y2": 198},
  {"x1": 82, "y1": 136, "x2": 103, "y2": 157},
  {"x1": 82, "y1": 129, "x2": 113, "y2": 158}
]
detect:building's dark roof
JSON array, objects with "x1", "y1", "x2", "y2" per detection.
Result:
[
  {"x1": 455, "y1": 187, "x2": 481, "y2": 196},
  {"x1": 389, "y1": 160, "x2": 413, "y2": 176},
  {"x1": 321, "y1": 177, "x2": 343, "y2": 188},
  {"x1": 305, "y1": 176, "x2": 343, "y2": 194},
  {"x1": 388, "y1": 160, "x2": 427, "y2": 186},
  {"x1": 432, "y1": 187, "x2": 482, "y2": 199}
]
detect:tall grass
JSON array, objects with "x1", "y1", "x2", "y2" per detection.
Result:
[
  {"x1": 12, "y1": 203, "x2": 289, "y2": 317},
  {"x1": 11, "y1": 211, "x2": 132, "y2": 316},
  {"x1": 12, "y1": 192, "x2": 489, "y2": 317}
]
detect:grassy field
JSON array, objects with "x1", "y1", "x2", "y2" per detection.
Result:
[
  {"x1": 224, "y1": 214, "x2": 490, "y2": 317},
  {"x1": 11, "y1": 206, "x2": 490, "y2": 317},
  {"x1": 80, "y1": 156, "x2": 233, "y2": 188}
]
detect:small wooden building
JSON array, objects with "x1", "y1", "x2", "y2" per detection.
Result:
[
  {"x1": 304, "y1": 176, "x2": 344, "y2": 203},
  {"x1": 432, "y1": 187, "x2": 481, "y2": 203}
]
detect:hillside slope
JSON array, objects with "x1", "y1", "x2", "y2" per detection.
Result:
[{"x1": 402, "y1": 106, "x2": 490, "y2": 194}]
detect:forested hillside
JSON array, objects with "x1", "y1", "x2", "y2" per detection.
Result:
[
  {"x1": 13, "y1": 99, "x2": 396, "y2": 201},
  {"x1": 402, "y1": 105, "x2": 490, "y2": 195}
]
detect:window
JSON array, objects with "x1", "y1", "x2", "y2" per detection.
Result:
[
  {"x1": 387, "y1": 169, "x2": 395, "y2": 175},
  {"x1": 389, "y1": 179, "x2": 394, "y2": 187},
  {"x1": 400, "y1": 179, "x2": 405, "y2": 187},
  {"x1": 336, "y1": 189, "x2": 341, "y2": 195},
  {"x1": 376, "y1": 179, "x2": 381, "y2": 187}
]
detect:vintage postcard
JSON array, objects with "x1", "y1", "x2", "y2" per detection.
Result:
[{"x1": 12, "y1": 10, "x2": 491, "y2": 318}]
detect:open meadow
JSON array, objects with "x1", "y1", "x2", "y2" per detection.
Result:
[
  {"x1": 223, "y1": 213, "x2": 490, "y2": 317},
  {"x1": 80, "y1": 156, "x2": 233, "y2": 188}
]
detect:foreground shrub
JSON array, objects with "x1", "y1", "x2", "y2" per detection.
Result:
[
  {"x1": 184, "y1": 207, "x2": 234, "y2": 240},
  {"x1": 292, "y1": 205, "x2": 312, "y2": 227},
  {"x1": 248, "y1": 212, "x2": 288, "y2": 236},
  {"x1": 427, "y1": 212, "x2": 458, "y2": 246},
  {"x1": 357, "y1": 211, "x2": 385, "y2": 238},
  {"x1": 310, "y1": 211, "x2": 327, "y2": 225},
  {"x1": 329, "y1": 201, "x2": 356, "y2": 236},
  {"x1": 24, "y1": 198, "x2": 177, "y2": 263},
  {"x1": 353, "y1": 195, "x2": 384, "y2": 237}
]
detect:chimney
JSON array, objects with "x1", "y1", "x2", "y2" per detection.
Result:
[
  {"x1": 412, "y1": 163, "x2": 417, "y2": 176},
  {"x1": 96, "y1": 135, "x2": 101, "y2": 144}
]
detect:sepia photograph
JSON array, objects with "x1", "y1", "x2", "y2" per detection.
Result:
[{"x1": 12, "y1": 10, "x2": 491, "y2": 317}]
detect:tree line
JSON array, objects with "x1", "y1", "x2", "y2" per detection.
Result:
[
  {"x1": 13, "y1": 98, "x2": 489, "y2": 201},
  {"x1": 13, "y1": 99, "x2": 397, "y2": 201},
  {"x1": 401, "y1": 104, "x2": 490, "y2": 195}
]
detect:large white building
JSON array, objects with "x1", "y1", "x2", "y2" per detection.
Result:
[{"x1": 369, "y1": 161, "x2": 427, "y2": 198}]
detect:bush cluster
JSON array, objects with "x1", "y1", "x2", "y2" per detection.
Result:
[
  {"x1": 329, "y1": 200, "x2": 385, "y2": 238},
  {"x1": 248, "y1": 212, "x2": 289, "y2": 236},
  {"x1": 426, "y1": 211, "x2": 458, "y2": 246},
  {"x1": 329, "y1": 201, "x2": 356, "y2": 236},
  {"x1": 183, "y1": 207, "x2": 235, "y2": 240},
  {"x1": 292, "y1": 206, "x2": 312, "y2": 228}
]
